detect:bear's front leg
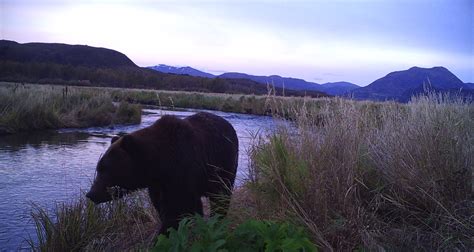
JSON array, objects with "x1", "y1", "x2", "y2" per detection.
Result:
[{"x1": 156, "y1": 192, "x2": 203, "y2": 235}]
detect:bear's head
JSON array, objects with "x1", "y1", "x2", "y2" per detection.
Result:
[{"x1": 86, "y1": 134, "x2": 147, "y2": 204}]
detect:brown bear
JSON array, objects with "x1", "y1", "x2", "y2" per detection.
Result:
[{"x1": 86, "y1": 112, "x2": 238, "y2": 234}]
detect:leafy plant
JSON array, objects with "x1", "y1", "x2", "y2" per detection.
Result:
[{"x1": 151, "y1": 215, "x2": 317, "y2": 252}]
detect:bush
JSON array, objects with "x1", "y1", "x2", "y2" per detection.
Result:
[{"x1": 152, "y1": 214, "x2": 317, "y2": 252}]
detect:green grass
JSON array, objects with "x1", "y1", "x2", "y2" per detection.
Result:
[{"x1": 0, "y1": 83, "x2": 141, "y2": 134}]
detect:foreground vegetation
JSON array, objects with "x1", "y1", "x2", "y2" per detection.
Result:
[
  {"x1": 0, "y1": 83, "x2": 141, "y2": 134},
  {"x1": 29, "y1": 193, "x2": 157, "y2": 251},
  {"x1": 248, "y1": 93, "x2": 473, "y2": 250},
  {"x1": 28, "y1": 93, "x2": 473, "y2": 250},
  {"x1": 152, "y1": 214, "x2": 316, "y2": 251}
]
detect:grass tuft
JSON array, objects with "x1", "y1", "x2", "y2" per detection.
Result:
[{"x1": 28, "y1": 192, "x2": 158, "y2": 251}]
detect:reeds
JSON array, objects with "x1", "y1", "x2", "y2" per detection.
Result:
[
  {"x1": 247, "y1": 93, "x2": 473, "y2": 250},
  {"x1": 0, "y1": 83, "x2": 141, "y2": 134},
  {"x1": 28, "y1": 191, "x2": 158, "y2": 251}
]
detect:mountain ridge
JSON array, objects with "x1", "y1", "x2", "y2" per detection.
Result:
[
  {"x1": 350, "y1": 66, "x2": 472, "y2": 101},
  {"x1": 149, "y1": 64, "x2": 360, "y2": 95},
  {"x1": 0, "y1": 40, "x2": 137, "y2": 68},
  {"x1": 2, "y1": 40, "x2": 471, "y2": 102},
  {"x1": 0, "y1": 40, "x2": 328, "y2": 98},
  {"x1": 148, "y1": 64, "x2": 215, "y2": 78}
]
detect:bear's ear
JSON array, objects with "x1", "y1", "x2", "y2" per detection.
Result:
[{"x1": 111, "y1": 136, "x2": 120, "y2": 144}]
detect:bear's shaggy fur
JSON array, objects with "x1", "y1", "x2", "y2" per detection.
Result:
[{"x1": 86, "y1": 112, "x2": 238, "y2": 233}]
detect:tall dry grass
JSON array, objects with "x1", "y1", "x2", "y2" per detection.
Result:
[
  {"x1": 247, "y1": 93, "x2": 473, "y2": 250},
  {"x1": 28, "y1": 192, "x2": 158, "y2": 251},
  {"x1": 0, "y1": 83, "x2": 141, "y2": 134}
]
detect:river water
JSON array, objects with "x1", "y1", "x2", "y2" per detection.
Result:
[{"x1": 0, "y1": 108, "x2": 276, "y2": 251}]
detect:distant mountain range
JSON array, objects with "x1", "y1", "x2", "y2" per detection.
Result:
[
  {"x1": 149, "y1": 64, "x2": 472, "y2": 102},
  {"x1": 148, "y1": 64, "x2": 215, "y2": 78},
  {"x1": 350, "y1": 66, "x2": 473, "y2": 101},
  {"x1": 0, "y1": 40, "x2": 327, "y2": 98},
  {"x1": 1, "y1": 40, "x2": 471, "y2": 102},
  {"x1": 148, "y1": 64, "x2": 360, "y2": 95},
  {"x1": 319, "y1": 82, "x2": 361, "y2": 96}
]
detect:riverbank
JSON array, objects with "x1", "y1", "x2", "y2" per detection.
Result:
[
  {"x1": 0, "y1": 83, "x2": 141, "y2": 134},
  {"x1": 27, "y1": 92, "x2": 473, "y2": 250},
  {"x1": 1, "y1": 82, "x2": 336, "y2": 119}
]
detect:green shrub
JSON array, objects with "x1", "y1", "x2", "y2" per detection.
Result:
[{"x1": 152, "y1": 215, "x2": 317, "y2": 252}]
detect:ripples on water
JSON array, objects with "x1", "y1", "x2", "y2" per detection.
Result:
[{"x1": 0, "y1": 108, "x2": 276, "y2": 250}]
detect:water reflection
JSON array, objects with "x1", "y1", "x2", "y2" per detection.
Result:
[{"x1": 0, "y1": 131, "x2": 90, "y2": 152}]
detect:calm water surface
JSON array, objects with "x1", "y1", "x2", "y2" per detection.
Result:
[{"x1": 0, "y1": 108, "x2": 276, "y2": 251}]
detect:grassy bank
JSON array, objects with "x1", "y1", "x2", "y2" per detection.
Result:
[
  {"x1": 0, "y1": 83, "x2": 141, "y2": 134},
  {"x1": 1, "y1": 81, "x2": 333, "y2": 118},
  {"x1": 248, "y1": 93, "x2": 473, "y2": 250},
  {"x1": 26, "y1": 91, "x2": 472, "y2": 250},
  {"x1": 108, "y1": 86, "x2": 331, "y2": 117},
  {"x1": 0, "y1": 82, "x2": 331, "y2": 119}
]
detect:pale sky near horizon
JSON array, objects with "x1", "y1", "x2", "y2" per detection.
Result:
[{"x1": 1, "y1": 0, "x2": 473, "y2": 85}]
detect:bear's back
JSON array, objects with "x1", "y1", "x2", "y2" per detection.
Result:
[{"x1": 185, "y1": 112, "x2": 238, "y2": 194}]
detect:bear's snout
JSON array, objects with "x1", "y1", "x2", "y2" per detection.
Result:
[
  {"x1": 86, "y1": 179, "x2": 113, "y2": 204},
  {"x1": 85, "y1": 191, "x2": 97, "y2": 203},
  {"x1": 85, "y1": 189, "x2": 112, "y2": 204},
  {"x1": 86, "y1": 190, "x2": 102, "y2": 204}
]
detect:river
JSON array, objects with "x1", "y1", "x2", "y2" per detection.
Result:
[{"x1": 0, "y1": 108, "x2": 276, "y2": 251}]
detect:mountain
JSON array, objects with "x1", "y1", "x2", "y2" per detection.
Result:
[
  {"x1": 319, "y1": 82, "x2": 360, "y2": 95},
  {"x1": 0, "y1": 40, "x2": 328, "y2": 98},
  {"x1": 148, "y1": 65, "x2": 359, "y2": 95},
  {"x1": 465, "y1": 83, "x2": 474, "y2": 89},
  {"x1": 148, "y1": 64, "x2": 215, "y2": 78},
  {"x1": 219, "y1": 72, "x2": 361, "y2": 95},
  {"x1": 350, "y1": 66, "x2": 471, "y2": 101},
  {"x1": 0, "y1": 40, "x2": 137, "y2": 68},
  {"x1": 218, "y1": 72, "x2": 323, "y2": 91}
]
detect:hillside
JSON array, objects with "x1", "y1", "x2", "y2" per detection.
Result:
[
  {"x1": 0, "y1": 40, "x2": 328, "y2": 98},
  {"x1": 0, "y1": 40, "x2": 137, "y2": 68},
  {"x1": 350, "y1": 66, "x2": 472, "y2": 101}
]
